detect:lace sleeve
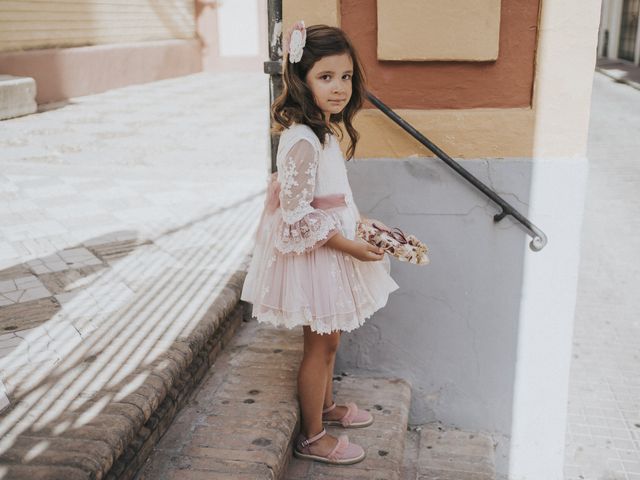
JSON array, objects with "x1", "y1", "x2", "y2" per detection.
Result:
[{"x1": 275, "y1": 139, "x2": 339, "y2": 255}]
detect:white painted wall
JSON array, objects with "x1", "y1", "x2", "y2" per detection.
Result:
[
  {"x1": 343, "y1": 157, "x2": 531, "y2": 478},
  {"x1": 338, "y1": 0, "x2": 601, "y2": 479},
  {"x1": 505, "y1": 0, "x2": 600, "y2": 477},
  {"x1": 217, "y1": 0, "x2": 260, "y2": 56},
  {"x1": 344, "y1": 155, "x2": 589, "y2": 480},
  {"x1": 506, "y1": 159, "x2": 589, "y2": 480}
]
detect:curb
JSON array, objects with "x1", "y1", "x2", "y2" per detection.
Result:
[{"x1": 595, "y1": 67, "x2": 640, "y2": 91}]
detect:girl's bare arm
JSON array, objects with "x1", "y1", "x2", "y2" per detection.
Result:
[{"x1": 325, "y1": 232, "x2": 384, "y2": 262}]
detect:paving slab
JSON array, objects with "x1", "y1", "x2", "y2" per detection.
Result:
[{"x1": 402, "y1": 423, "x2": 498, "y2": 480}]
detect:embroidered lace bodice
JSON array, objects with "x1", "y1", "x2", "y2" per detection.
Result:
[
  {"x1": 239, "y1": 122, "x2": 400, "y2": 334},
  {"x1": 274, "y1": 123, "x2": 360, "y2": 255}
]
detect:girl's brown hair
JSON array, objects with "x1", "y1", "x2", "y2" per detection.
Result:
[{"x1": 271, "y1": 24, "x2": 367, "y2": 160}]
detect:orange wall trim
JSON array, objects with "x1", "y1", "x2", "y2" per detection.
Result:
[{"x1": 346, "y1": 107, "x2": 535, "y2": 159}]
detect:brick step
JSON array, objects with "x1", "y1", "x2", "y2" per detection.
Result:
[
  {"x1": 135, "y1": 315, "x2": 414, "y2": 480},
  {"x1": 402, "y1": 423, "x2": 497, "y2": 480},
  {"x1": 0, "y1": 267, "x2": 250, "y2": 480},
  {"x1": 135, "y1": 315, "x2": 304, "y2": 480},
  {"x1": 118, "y1": 300, "x2": 493, "y2": 480}
]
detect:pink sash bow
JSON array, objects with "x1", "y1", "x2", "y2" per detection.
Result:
[
  {"x1": 255, "y1": 172, "x2": 346, "y2": 241},
  {"x1": 264, "y1": 171, "x2": 346, "y2": 213}
]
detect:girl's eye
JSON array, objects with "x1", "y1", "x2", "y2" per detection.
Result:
[{"x1": 320, "y1": 74, "x2": 351, "y2": 80}]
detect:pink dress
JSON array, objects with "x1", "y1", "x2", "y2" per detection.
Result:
[{"x1": 240, "y1": 122, "x2": 399, "y2": 334}]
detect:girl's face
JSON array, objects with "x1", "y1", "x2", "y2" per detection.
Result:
[{"x1": 305, "y1": 52, "x2": 354, "y2": 123}]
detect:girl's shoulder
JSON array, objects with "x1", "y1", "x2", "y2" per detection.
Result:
[{"x1": 279, "y1": 122, "x2": 323, "y2": 153}]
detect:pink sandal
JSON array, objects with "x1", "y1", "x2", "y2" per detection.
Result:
[
  {"x1": 322, "y1": 401, "x2": 374, "y2": 428},
  {"x1": 293, "y1": 427, "x2": 365, "y2": 465}
]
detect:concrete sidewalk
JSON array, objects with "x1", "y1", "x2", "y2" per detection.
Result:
[
  {"x1": 563, "y1": 72, "x2": 640, "y2": 480},
  {"x1": 1, "y1": 67, "x2": 638, "y2": 480},
  {"x1": 0, "y1": 72, "x2": 270, "y2": 478}
]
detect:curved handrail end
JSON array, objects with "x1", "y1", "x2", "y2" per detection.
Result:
[{"x1": 529, "y1": 232, "x2": 548, "y2": 252}]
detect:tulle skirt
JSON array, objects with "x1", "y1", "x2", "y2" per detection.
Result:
[{"x1": 240, "y1": 202, "x2": 400, "y2": 335}]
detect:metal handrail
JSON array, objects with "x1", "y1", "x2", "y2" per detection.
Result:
[
  {"x1": 366, "y1": 93, "x2": 548, "y2": 252},
  {"x1": 263, "y1": 52, "x2": 548, "y2": 251}
]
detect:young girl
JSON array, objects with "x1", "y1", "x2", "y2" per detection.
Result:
[{"x1": 240, "y1": 21, "x2": 399, "y2": 465}]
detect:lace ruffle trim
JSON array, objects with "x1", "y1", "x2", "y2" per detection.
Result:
[
  {"x1": 248, "y1": 265, "x2": 398, "y2": 335},
  {"x1": 253, "y1": 304, "x2": 380, "y2": 335},
  {"x1": 281, "y1": 203, "x2": 315, "y2": 225}
]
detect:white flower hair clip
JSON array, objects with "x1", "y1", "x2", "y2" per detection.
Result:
[{"x1": 283, "y1": 20, "x2": 306, "y2": 63}]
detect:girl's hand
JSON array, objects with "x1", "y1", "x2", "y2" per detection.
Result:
[{"x1": 348, "y1": 239, "x2": 385, "y2": 262}]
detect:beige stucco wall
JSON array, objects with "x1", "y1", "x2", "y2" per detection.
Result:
[
  {"x1": 282, "y1": 0, "x2": 597, "y2": 159},
  {"x1": 283, "y1": 0, "x2": 340, "y2": 29},
  {"x1": 283, "y1": 0, "x2": 539, "y2": 159},
  {"x1": 531, "y1": 0, "x2": 602, "y2": 158},
  {"x1": 352, "y1": 108, "x2": 534, "y2": 158},
  {"x1": 377, "y1": 0, "x2": 501, "y2": 61},
  {"x1": 0, "y1": 0, "x2": 195, "y2": 53},
  {"x1": 357, "y1": 0, "x2": 599, "y2": 162}
]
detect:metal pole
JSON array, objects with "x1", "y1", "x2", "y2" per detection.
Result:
[{"x1": 265, "y1": 0, "x2": 283, "y2": 173}]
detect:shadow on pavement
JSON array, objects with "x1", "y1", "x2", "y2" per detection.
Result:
[{"x1": 0, "y1": 189, "x2": 264, "y2": 471}]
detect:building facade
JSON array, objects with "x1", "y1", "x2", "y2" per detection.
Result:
[
  {"x1": 283, "y1": 1, "x2": 601, "y2": 479},
  {"x1": 0, "y1": 0, "x2": 268, "y2": 105},
  {"x1": 599, "y1": 0, "x2": 640, "y2": 64}
]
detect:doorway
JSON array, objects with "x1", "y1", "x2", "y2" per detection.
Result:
[{"x1": 618, "y1": 0, "x2": 639, "y2": 61}]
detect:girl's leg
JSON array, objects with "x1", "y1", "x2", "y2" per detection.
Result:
[
  {"x1": 321, "y1": 331, "x2": 349, "y2": 420},
  {"x1": 323, "y1": 347, "x2": 337, "y2": 409},
  {"x1": 297, "y1": 326, "x2": 341, "y2": 455}
]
